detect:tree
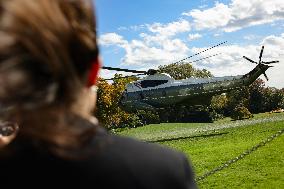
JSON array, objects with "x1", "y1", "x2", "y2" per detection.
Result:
[
  {"x1": 226, "y1": 86, "x2": 250, "y2": 114},
  {"x1": 213, "y1": 80, "x2": 260, "y2": 117},
  {"x1": 158, "y1": 62, "x2": 213, "y2": 80},
  {"x1": 213, "y1": 78, "x2": 284, "y2": 117},
  {"x1": 263, "y1": 87, "x2": 284, "y2": 111},
  {"x1": 211, "y1": 93, "x2": 228, "y2": 117},
  {"x1": 248, "y1": 79, "x2": 266, "y2": 113},
  {"x1": 95, "y1": 74, "x2": 139, "y2": 128},
  {"x1": 136, "y1": 110, "x2": 160, "y2": 125}
]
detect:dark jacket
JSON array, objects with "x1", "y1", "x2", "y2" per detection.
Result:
[{"x1": 0, "y1": 129, "x2": 197, "y2": 188}]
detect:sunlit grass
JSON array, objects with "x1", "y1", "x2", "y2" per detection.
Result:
[
  {"x1": 116, "y1": 112, "x2": 284, "y2": 188},
  {"x1": 116, "y1": 112, "x2": 284, "y2": 142}
]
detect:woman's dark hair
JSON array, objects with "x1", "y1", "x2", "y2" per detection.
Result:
[{"x1": 0, "y1": 0, "x2": 99, "y2": 158}]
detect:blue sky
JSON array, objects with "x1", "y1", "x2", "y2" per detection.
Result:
[{"x1": 95, "y1": 0, "x2": 284, "y2": 89}]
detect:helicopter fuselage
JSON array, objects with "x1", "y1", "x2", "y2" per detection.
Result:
[{"x1": 119, "y1": 63, "x2": 269, "y2": 112}]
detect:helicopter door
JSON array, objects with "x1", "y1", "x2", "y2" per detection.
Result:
[{"x1": 140, "y1": 92, "x2": 145, "y2": 99}]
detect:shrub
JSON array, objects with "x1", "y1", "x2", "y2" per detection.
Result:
[
  {"x1": 137, "y1": 110, "x2": 160, "y2": 124},
  {"x1": 231, "y1": 106, "x2": 253, "y2": 120},
  {"x1": 118, "y1": 114, "x2": 144, "y2": 129}
]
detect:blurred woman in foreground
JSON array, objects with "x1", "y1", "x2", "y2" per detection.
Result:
[{"x1": 0, "y1": 0, "x2": 197, "y2": 188}]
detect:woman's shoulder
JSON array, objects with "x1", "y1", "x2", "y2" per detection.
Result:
[
  {"x1": 84, "y1": 131, "x2": 197, "y2": 188},
  {"x1": 90, "y1": 128, "x2": 188, "y2": 166},
  {"x1": 103, "y1": 133, "x2": 186, "y2": 164}
]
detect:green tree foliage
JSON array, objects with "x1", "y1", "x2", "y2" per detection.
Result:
[
  {"x1": 248, "y1": 79, "x2": 266, "y2": 113},
  {"x1": 226, "y1": 86, "x2": 250, "y2": 115},
  {"x1": 95, "y1": 74, "x2": 140, "y2": 128},
  {"x1": 262, "y1": 87, "x2": 284, "y2": 111},
  {"x1": 211, "y1": 93, "x2": 228, "y2": 119},
  {"x1": 136, "y1": 110, "x2": 160, "y2": 125},
  {"x1": 158, "y1": 62, "x2": 213, "y2": 80},
  {"x1": 212, "y1": 78, "x2": 284, "y2": 118},
  {"x1": 211, "y1": 94, "x2": 228, "y2": 113},
  {"x1": 248, "y1": 79, "x2": 284, "y2": 113}
]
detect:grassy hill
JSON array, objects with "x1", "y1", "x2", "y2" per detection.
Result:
[{"x1": 115, "y1": 113, "x2": 284, "y2": 188}]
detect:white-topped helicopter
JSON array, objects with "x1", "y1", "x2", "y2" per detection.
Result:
[{"x1": 102, "y1": 43, "x2": 279, "y2": 114}]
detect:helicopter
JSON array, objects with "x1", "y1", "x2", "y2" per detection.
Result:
[{"x1": 102, "y1": 44, "x2": 279, "y2": 118}]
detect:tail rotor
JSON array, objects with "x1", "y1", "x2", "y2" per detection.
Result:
[{"x1": 243, "y1": 46, "x2": 279, "y2": 81}]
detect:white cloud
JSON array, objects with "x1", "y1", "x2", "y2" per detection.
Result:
[
  {"x1": 118, "y1": 25, "x2": 145, "y2": 31},
  {"x1": 260, "y1": 34, "x2": 284, "y2": 88},
  {"x1": 98, "y1": 19, "x2": 193, "y2": 69},
  {"x1": 183, "y1": 0, "x2": 284, "y2": 32},
  {"x1": 139, "y1": 33, "x2": 188, "y2": 52},
  {"x1": 99, "y1": 33, "x2": 128, "y2": 47},
  {"x1": 99, "y1": 33, "x2": 189, "y2": 68},
  {"x1": 98, "y1": 69, "x2": 117, "y2": 80},
  {"x1": 188, "y1": 33, "x2": 202, "y2": 41},
  {"x1": 99, "y1": 30, "x2": 190, "y2": 68},
  {"x1": 130, "y1": 24, "x2": 146, "y2": 31},
  {"x1": 261, "y1": 34, "x2": 284, "y2": 49},
  {"x1": 190, "y1": 45, "x2": 257, "y2": 76},
  {"x1": 123, "y1": 20, "x2": 192, "y2": 67},
  {"x1": 121, "y1": 37, "x2": 189, "y2": 67},
  {"x1": 187, "y1": 2, "x2": 232, "y2": 30},
  {"x1": 147, "y1": 19, "x2": 191, "y2": 37}
]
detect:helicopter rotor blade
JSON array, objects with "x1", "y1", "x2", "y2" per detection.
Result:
[
  {"x1": 173, "y1": 41, "x2": 227, "y2": 64},
  {"x1": 263, "y1": 72, "x2": 269, "y2": 81},
  {"x1": 259, "y1": 46, "x2": 264, "y2": 63},
  {"x1": 190, "y1": 53, "x2": 221, "y2": 63},
  {"x1": 102, "y1": 66, "x2": 147, "y2": 74},
  {"x1": 261, "y1": 60, "x2": 279, "y2": 64},
  {"x1": 102, "y1": 73, "x2": 145, "y2": 81},
  {"x1": 243, "y1": 56, "x2": 257, "y2": 64}
]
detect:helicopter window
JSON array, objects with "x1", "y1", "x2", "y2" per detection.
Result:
[{"x1": 140, "y1": 80, "x2": 168, "y2": 88}]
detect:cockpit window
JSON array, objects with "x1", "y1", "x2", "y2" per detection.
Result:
[{"x1": 139, "y1": 80, "x2": 168, "y2": 88}]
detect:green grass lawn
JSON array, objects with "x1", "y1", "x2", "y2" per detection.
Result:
[{"x1": 116, "y1": 112, "x2": 284, "y2": 188}]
